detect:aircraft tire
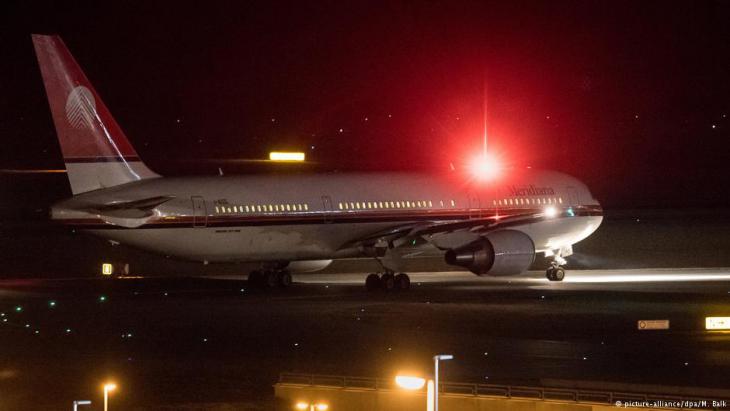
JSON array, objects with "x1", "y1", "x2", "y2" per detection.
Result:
[
  {"x1": 278, "y1": 271, "x2": 293, "y2": 288},
  {"x1": 381, "y1": 273, "x2": 395, "y2": 291},
  {"x1": 395, "y1": 273, "x2": 410, "y2": 291},
  {"x1": 365, "y1": 273, "x2": 381, "y2": 291},
  {"x1": 553, "y1": 267, "x2": 565, "y2": 281},
  {"x1": 545, "y1": 268, "x2": 555, "y2": 281},
  {"x1": 263, "y1": 270, "x2": 279, "y2": 288}
]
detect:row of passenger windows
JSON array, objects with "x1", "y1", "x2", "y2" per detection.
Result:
[
  {"x1": 214, "y1": 200, "x2": 458, "y2": 214},
  {"x1": 213, "y1": 197, "x2": 564, "y2": 215},
  {"x1": 337, "y1": 200, "x2": 456, "y2": 210},
  {"x1": 215, "y1": 203, "x2": 309, "y2": 214},
  {"x1": 493, "y1": 197, "x2": 563, "y2": 206}
]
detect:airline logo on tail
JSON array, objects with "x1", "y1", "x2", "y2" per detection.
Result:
[
  {"x1": 65, "y1": 86, "x2": 96, "y2": 130},
  {"x1": 33, "y1": 34, "x2": 159, "y2": 194}
]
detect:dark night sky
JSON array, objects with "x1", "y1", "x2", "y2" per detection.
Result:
[{"x1": 1, "y1": 1, "x2": 730, "y2": 209}]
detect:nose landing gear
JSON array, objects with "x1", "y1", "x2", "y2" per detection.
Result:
[
  {"x1": 545, "y1": 262, "x2": 565, "y2": 282},
  {"x1": 544, "y1": 245, "x2": 571, "y2": 282}
]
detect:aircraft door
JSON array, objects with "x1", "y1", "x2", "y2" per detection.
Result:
[
  {"x1": 191, "y1": 196, "x2": 207, "y2": 227},
  {"x1": 321, "y1": 195, "x2": 333, "y2": 223}
]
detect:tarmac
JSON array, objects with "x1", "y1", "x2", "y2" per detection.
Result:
[{"x1": 1, "y1": 267, "x2": 730, "y2": 410}]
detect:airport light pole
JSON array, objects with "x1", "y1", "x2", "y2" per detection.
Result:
[
  {"x1": 103, "y1": 383, "x2": 116, "y2": 411},
  {"x1": 72, "y1": 400, "x2": 91, "y2": 411},
  {"x1": 433, "y1": 354, "x2": 453, "y2": 411}
]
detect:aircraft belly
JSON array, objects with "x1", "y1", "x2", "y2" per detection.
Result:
[
  {"x1": 88, "y1": 222, "x2": 397, "y2": 262},
  {"x1": 510, "y1": 215, "x2": 603, "y2": 252}
]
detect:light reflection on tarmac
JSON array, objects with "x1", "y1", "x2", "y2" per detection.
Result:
[
  {"x1": 2, "y1": 267, "x2": 730, "y2": 410},
  {"x1": 293, "y1": 268, "x2": 730, "y2": 293}
]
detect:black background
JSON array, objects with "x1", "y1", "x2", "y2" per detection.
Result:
[{"x1": 2, "y1": 0, "x2": 730, "y2": 211}]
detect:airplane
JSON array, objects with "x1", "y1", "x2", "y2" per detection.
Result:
[{"x1": 32, "y1": 34, "x2": 603, "y2": 291}]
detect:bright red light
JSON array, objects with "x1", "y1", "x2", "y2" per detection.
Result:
[{"x1": 468, "y1": 154, "x2": 501, "y2": 181}]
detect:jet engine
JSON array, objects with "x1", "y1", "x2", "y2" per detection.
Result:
[{"x1": 444, "y1": 230, "x2": 535, "y2": 276}]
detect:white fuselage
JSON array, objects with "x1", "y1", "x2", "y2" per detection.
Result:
[{"x1": 50, "y1": 169, "x2": 603, "y2": 266}]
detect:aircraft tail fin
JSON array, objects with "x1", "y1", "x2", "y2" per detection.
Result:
[{"x1": 32, "y1": 34, "x2": 159, "y2": 195}]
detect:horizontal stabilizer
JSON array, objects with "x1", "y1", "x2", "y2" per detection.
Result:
[{"x1": 89, "y1": 196, "x2": 174, "y2": 228}]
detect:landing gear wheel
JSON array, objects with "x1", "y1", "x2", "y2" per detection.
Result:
[
  {"x1": 553, "y1": 267, "x2": 565, "y2": 281},
  {"x1": 365, "y1": 273, "x2": 381, "y2": 291},
  {"x1": 546, "y1": 267, "x2": 565, "y2": 282},
  {"x1": 381, "y1": 272, "x2": 395, "y2": 291},
  {"x1": 394, "y1": 273, "x2": 411, "y2": 291},
  {"x1": 278, "y1": 270, "x2": 292, "y2": 288},
  {"x1": 263, "y1": 270, "x2": 279, "y2": 288},
  {"x1": 546, "y1": 267, "x2": 555, "y2": 281}
]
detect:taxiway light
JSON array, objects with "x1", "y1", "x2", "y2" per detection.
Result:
[
  {"x1": 468, "y1": 154, "x2": 501, "y2": 181},
  {"x1": 706, "y1": 317, "x2": 730, "y2": 330},
  {"x1": 295, "y1": 403, "x2": 309, "y2": 410},
  {"x1": 99, "y1": 295, "x2": 107, "y2": 302},
  {"x1": 15, "y1": 306, "x2": 22, "y2": 312},
  {"x1": 270, "y1": 151, "x2": 305, "y2": 162},
  {"x1": 395, "y1": 375, "x2": 426, "y2": 390},
  {"x1": 102, "y1": 263, "x2": 113, "y2": 276}
]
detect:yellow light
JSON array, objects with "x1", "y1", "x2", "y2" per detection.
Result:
[
  {"x1": 270, "y1": 151, "x2": 305, "y2": 161},
  {"x1": 102, "y1": 263, "x2": 113, "y2": 276},
  {"x1": 104, "y1": 383, "x2": 117, "y2": 392},
  {"x1": 316, "y1": 404, "x2": 329, "y2": 411},
  {"x1": 295, "y1": 402, "x2": 309, "y2": 410},
  {"x1": 468, "y1": 153, "x2": 501, "y2": 181},
  {"x1": 706, "y1": 317, "x2": 730, "y2": 330},
  {"x1": 395, "y1": 375, "x2": 426, "y2": 390}
]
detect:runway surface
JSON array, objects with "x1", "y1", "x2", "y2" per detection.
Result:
[
  {"x1": 1, "y1": 268, "x2": 730, "y2": 410},
  {"x1": 293, "y1": 267, "x2": 730, "y2": 292}
]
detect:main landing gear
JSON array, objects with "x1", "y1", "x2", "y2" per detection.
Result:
[
  {"x1": 365, "y1": 271, "x2": 411, "y2": 292},
  {"x1": 248, "y1": 269, "x2": 292, "y2": 288}
]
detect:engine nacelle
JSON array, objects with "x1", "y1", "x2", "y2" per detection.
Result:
[{"x1": 444, "y1": 230, "x2": 535, "y2": 276}]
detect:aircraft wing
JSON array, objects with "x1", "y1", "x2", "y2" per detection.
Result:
[{"x1": 339, "y1": 211, "x2": 541, "y2": 253}]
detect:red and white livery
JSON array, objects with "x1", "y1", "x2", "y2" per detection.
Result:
[{"x1": 34, "y1": 34, "x2": 603, "y2": 289}]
